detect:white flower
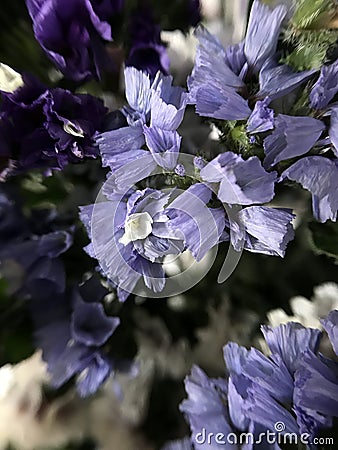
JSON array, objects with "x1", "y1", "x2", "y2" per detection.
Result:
[
  {"x1": 120, "y1": 212, "x2": 153, "y2": 245},
  {"x1": 0, "y1": 63, "x2": 24, "y2": 93}
]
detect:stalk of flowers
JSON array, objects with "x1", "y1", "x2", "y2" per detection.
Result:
[
  {"x1": 188, "y1": 0, "x2": 338, "y2": 223},
  {"x1": 79, "y1": 42, "x2": 299, "y2": 300},
  {"x1": 180, "y1": 309, "x2": 338, "y2": 449}
]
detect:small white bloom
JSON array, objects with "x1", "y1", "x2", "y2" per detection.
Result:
[
  {"x1": 0, "y1": 63, "x2": 24, "y2": 93},
  {"x1": 120, "y1": 212, "x2": 153, "y2": 245}
]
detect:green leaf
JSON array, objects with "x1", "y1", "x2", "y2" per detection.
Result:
[{"x1": 309, "y1": 220, "x2": 338, "y2": 261}]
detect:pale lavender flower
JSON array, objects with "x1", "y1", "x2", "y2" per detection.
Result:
[
  {"x1": 244, "y1": 0, "x2": 286, "y2": 73},
  {"x1": 230, "y1": 206, "x2": 295, "y2": 257},
  {"x1": 282, "y1": 156, "x2": 338, "y2": 222},
  {"x1": 200, "y1": 152, "x2": 277, "y2": 205},
  {"x1": 263, "y1": 115, "x2": 325, "y2": 168},
  {"x1": 247, "y1": 97, "x2": 274, "y2": 133},
  {"x1": 310, "y1": 60, "x2": 338, "y2": 110}
]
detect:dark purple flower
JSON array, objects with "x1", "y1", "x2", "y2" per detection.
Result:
[
  {"x1": 44, "y1": 88, "x2": 107, "y2": 168},
  {"x1": 0, "y1": 189, "x2": 72, "y2": 295},
  {"x1": 188, "y1": 0, "x2": 201, "y2": 27},
  {"x1": 263, "y1": 115, "x2": 325, "y2": 168},
  {"x1": 31, "y1": 280, "x2": 120, "y2": 396},
  {"x1": 25, "y1": 0, "x2": 121, "y2": 81},
  {"x1": 126, "y1": 7, "x2": 169, "y2": 79},
  {"x1": 200, "y1": 152, "x2": 277, "y2": 205},
  {"x1": 0, "y1": 77, "x2": 107, "y2": 173},
  {"x1": 282, "y1": 156, "x2": 338, "y2": 222}
]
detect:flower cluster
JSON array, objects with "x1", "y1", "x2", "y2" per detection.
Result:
[
  {"x1": 0, "y1": 70, "x2": 107, "y2": 177},
  {"x1": 181, "y1": 309, "x2": 338, "y2": 448},
  {"x1": 189, "y1": 0, "x2": 338, "y2": 223}
]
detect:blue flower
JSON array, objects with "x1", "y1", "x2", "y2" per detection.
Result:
[
  {"x1": 310, "y1": 60, "x2": 338, "y2": 110},
  {"x1": 229, "y1": 206, "x2": 295, "y2": 257},
  {"x1": 282, "y1": 156, "x2": 338, "y2": 223},
  {"x1": 247, "y1": 98, "x2": 274, "y2": 134},
  {"x1": 244, "y1": 0, "x2": 286, "y2": 73},
  {"x1": 80, "y1": 182, "x2": 226, "y2": 300},
  {"x1": 188, "y1": 1, "x2": 315, "y2": 122},
  {"x1": 263, "y1": 115, "x2": 325, "y2": 169},
  {"x1": 97, "y1": 67, "x2": 187, "y2": 173},
  {"x1": 181, "y1": 319, "x2": 336, "y2": 446},
  {"x1": 200, "y1": 152, "x2": 277, "y2": 205}
]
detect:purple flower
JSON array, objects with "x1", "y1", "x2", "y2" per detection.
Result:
[
  {"x1": 189, "y1": 26, "x2": 245, "y2": 100},
  {"x1": 44, "y1": 88, "x2": 107, "y2": 168},
  {"x1": 310, "y1": 60, "x2": 338, "y2": 110},
  {"x1": 261, "y1": 323, "x2": 321, "y2": 374},
  {"x1": 258, "y1": 61, "x2": 316, "y2": 101},
  {"x1": 80, "y1": 187, "x2": 181, "y2": 300},
  {"x1": 97, "y1": 67, "x2": 187, "y2": 173},
  {"x1": 188, "y1": 4, "x2": 315, "y2": 123},
  {"x1": 194, "y1": 84, "x2": 251, "y2": 121},
  {"x1": 244, "y1": 0, "x2": 286, "y2": 73},
  {"x1": 247, "y1": 97, "x2": 274, "y2": 133},
  {"x1": 329, "y1": 106, "x2": 338, "y2": 157},
  {"x1": 0, "y1": 189, "x2": 72, "y2": 296},
  {"x1": 126, "y1": 7, "x2": 170, "y2": 79},
  {"x1": 25, "y1": 0, "x2": 122, "y2": 81},
  {"x1": 175, "y1": 163, "x2": 186, "y2": 177},
  {"x1": 282, "y1": 156, "x2": 338, "y2": 222},
  {"x1": 80, "y1": 182, "x2": 226, "y2": 300},
  {"x1": 31, "y1": 276, "x2": 120, "y2": 396},
  {"x1": 0, "y1": 77, "x2": 107, "y2": 173},
  {"x1": 200, "y1": 152, "x2": 277, "y2": 205},
  {"x1": 165, "y1": 183, "x2": 226, "y2": 261},
  {"x1": 143, "y1": 126, "x2": 181, "y2": 170},
  {"x1": 180, "y1": 366, "x2": 233, "y2": 447},
  {"x1": 181, "y1": 314, "x2": 338, "y2": 446},
  {"x1": 263, "y1": 115, "x2": 325, "y2": 168},
  {"x1": 230, "y1": 206, "x2": 295, "y2": 257},
  {"x1": 294, "y1": 350, "x2": 338, "y2": 436},
  {"x1": 293, "y1": 310, "x2": 338, "y2": 435}
]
